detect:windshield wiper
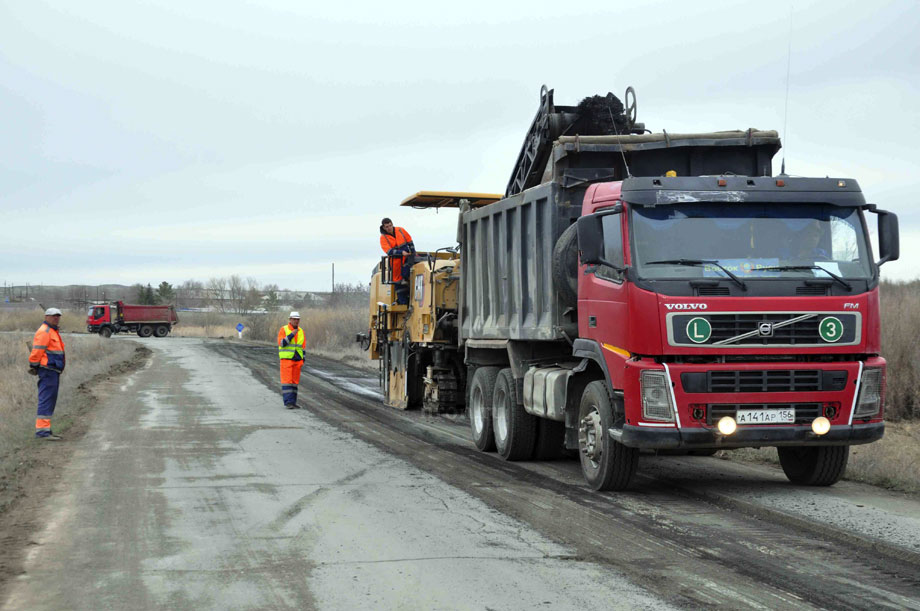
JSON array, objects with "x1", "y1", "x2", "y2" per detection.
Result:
[
  {"x1": 756, "y1": 265, "x2": 852, "y2": 291},
  {"x1": 645, "y1": 259, "x2": 747, "y2": 291}
]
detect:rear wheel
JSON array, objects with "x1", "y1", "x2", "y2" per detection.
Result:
[
  {"x1": 100, "y1": 327, "x2": 113, "y2": 338},
  {"x1": 468, "y1": 367, "x2": 500, "y2": 452},
  {"x1": 154, "y1": 325, "x2": 169, "y2": 338},
  {"x1": 138, "y1": 325, "x2": 153, "y2": 338},
  {"x1": 778, "y1": 446, "x2": 849, "y2": 486},
  {"x1": 578, "y1": 381, "x2": 638, "y2": 491},
  {"x1": 492, "y1": 368, "x2": 536, "y2": 461}
]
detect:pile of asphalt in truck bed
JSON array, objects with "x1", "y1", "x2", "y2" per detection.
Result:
[{"x1": 570, "y1": 92, "x2": 628, "y2": 136}]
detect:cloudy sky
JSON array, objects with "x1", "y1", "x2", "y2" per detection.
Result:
[{"x1": 2, "y1": 0, "x2": 918, "y2": 290}]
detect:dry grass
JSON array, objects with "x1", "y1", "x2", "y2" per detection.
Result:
[
  {"x1": 726, "y1": 421, "x2": 920, "y2": 493},
  {"x1": 173, "y1": 308, "x2": 375, "y2": 370},
  {"x1": 0, "y1": 309, "x2": 87, "y2": 334},
  {"x1": 879, "y1": 280, "x2": 920, "y2": 420},
  {"x1": 0, "y1": 334, "x2": 136, "y2": 478}
]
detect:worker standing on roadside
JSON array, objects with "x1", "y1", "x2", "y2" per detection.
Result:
[
  {"x1": 28, "y1": 308, "x2": 66, "y2": 440},
  {"x1": 277, "y1": 311, "x2": 305, "y2": 409},
  {"x1": 379, "y1": 217, "x2": 415, "y2": 304}
]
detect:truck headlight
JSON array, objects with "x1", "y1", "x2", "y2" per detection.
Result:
[
  {"x1": 640, "y1": 370, "x2": 675, "y2": 422},
  {"x1": 853, "y1": 368, "x2": 884, "y2": 418}
]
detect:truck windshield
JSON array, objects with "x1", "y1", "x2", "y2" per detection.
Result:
[{"x1": 629, "y1": 203, "x2": 873, "y2": 281}]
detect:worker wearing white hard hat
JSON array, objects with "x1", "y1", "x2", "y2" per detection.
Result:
[
  {"x1": 28, "y1": 307, "x2": 66, "y2": 440},
  {"x1": 277, "y1": 312, "x2": 306, "y2": 408}
]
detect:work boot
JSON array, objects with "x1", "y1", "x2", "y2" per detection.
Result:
[
  {"x1": 41, "y1": 433, "x2": 63, "y2": 441},
  {"x1": 285, "y1": 404, "x2": 296, "y2": 410}
]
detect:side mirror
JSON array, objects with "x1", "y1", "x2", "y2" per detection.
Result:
[
  {"x1": 576, "y1": 206, "x2": 625, "y2": 270},
  {"x1": 576, "y1": 214, "x2": 605, "y2": 265},
  {"x1": 876, "y1": 210, "x2": 899, "y2": 265}
]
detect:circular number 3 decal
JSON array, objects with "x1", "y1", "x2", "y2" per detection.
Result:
[{"x1": 819, "y1": 316, "x2": 844, "y2": 342}]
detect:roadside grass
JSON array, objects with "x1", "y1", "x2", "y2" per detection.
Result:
[
  {"x1": 0, "y1": 334, "x2": 137, "y2": 511},
  {"x1": 725, "y1": 421, "x2": 920, "y2": 493},
  {"x1": 174, "y1": 308, "x2": 374, "y2": 369},
  {"x1": 879, "y1": 280, "x2": 920, "y2": 420},
  {"x1": 0, "y1": 309, "x2": 86, "y2": 334}
]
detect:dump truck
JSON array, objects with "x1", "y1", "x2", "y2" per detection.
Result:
[
  {"x1": 86, "y1": 301, "x2": 179, "y2": 338},
  {"x1": 359, "y1": 86, "x2": 899, "y2": 491}
]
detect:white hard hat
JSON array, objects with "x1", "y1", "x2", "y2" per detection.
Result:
[
  {"x1": 45, "y1": 307, "x2": 63, "y2": 316},
  {"x1": 289, "y1": 311, "x2": 301, "y2": 319}
]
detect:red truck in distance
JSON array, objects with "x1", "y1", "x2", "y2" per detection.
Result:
[{"x1": 86, "y1": 301, "x2": 179, "y2": 338}]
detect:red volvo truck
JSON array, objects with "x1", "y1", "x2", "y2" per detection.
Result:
[
  {"x1": 86, "y1": 301, "x2": 179, "y2": 338},
  {"x1": 370, "y1": 87, "x2": 899, "y2": 491}
]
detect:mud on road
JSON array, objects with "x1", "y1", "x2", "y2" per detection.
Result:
[{"x1": 219, "y1": 341, "x2": 920, "y2": 610}]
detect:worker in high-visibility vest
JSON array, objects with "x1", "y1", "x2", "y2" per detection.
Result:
[
  {"x1": 379, "y1": 217, "x2": 415, "y2": 304},
  {"x1": 277, "y1": 311, "x2": 305, "y2": 409},
  {"x1": 28, "y1": 307, "x2": 66, "y2": 440}
]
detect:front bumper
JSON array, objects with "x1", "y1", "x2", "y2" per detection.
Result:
[{"x1": 611, "y1": 421, "x2": 884, "y2": 449}]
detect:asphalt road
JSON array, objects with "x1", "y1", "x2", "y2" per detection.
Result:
[{"x1": 3, "y1": 337, "x2": 920, "y2": 610}]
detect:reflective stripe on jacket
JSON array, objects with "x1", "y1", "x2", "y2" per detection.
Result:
[
  {"x1": 29, "y1": 322, "x2": 66, "y2": 372},
  {"x1": 277, "y1": 325, "x2": 305, "y2": 360},
  {"x1": 380, "y1": 227, "x2": 413, "y2": 255}
]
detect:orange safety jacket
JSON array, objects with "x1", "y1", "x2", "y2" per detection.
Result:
[
  {"x1": 380, "y1": 227, "x2": 413, "y2": 256},
  {"x1": 29, "y1": 321, "x2": 66, "y2": 372}
]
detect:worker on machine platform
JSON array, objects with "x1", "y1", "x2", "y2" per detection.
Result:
[{"x1": 379, "y1": 217, "x2": 415, "y2": 305}]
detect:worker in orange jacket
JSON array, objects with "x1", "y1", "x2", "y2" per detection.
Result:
[
  {"x1": 28, "y1": 308, "x2": 66, "y2": 440},
  {"x1": 380, "y1": 217, "x2": 415, "y2": 304},
  {"x1": 277, "y1": 311, "x2": 305, "y2": 409}
]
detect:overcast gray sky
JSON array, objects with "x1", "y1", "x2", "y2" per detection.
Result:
[{"x1": 2, "y1": 0, "x2": 918, "y2": 290}]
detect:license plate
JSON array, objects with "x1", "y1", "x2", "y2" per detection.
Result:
[{"x1": 735, "y1": 409, "x2": 795, "y2": 424}]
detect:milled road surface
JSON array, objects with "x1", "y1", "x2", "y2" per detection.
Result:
[
  {"x1": 3, "y1": 337, "x2": 920, "y2": 610},
  {"x1": 1, "y1": 338, "x2": 672, "y2": 610}
]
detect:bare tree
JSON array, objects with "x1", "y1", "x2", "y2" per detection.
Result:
[{"x1": 207, "y1": 277, "x2": 228, "y2": 312}]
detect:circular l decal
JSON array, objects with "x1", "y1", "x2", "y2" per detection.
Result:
[
  {"x1": 686, "y1": 317, "x2": 712, "y2": 343},
  {"x1": 819, "y1": 316, "x2": 844, "y2": 343}
]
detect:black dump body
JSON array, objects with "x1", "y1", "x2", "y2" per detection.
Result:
[{"x1": 459, "y1": 125, "x2": 781, "y2": 343}]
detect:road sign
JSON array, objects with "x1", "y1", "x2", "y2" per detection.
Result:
[{"x1": 236, "y1": 323, "x2": 244, "y2": 332}]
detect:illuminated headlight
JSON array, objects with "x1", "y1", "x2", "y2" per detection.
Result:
[
  {"x1": 853, "y1": 368, "x2": 884, "y2": 418},
  {"x1": 717, "y1": 416, "x2": 737, "y2": 436},
  {"x1": 811, "y1": 416, "x2": 831, "y2": 435},
  {"x1": 640, "y1": 370, "x2": 675, "y2": 422}
]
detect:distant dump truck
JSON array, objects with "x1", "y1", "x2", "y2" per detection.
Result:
[
  {"x1": 359, "y1": 86, "x2": 899, "y2": 491},
  {"x1": 86, "y1": 301, "x2": 179, "y2": 338}
]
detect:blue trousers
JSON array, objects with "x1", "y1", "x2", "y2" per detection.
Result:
[{"x1": 36, "y1": 368, "x2": 60, "y2": 437}]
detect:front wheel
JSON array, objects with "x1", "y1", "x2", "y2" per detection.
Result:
[
  {"x1": 138, "y1": 325, "x2": 153, "y2": 338},
  {"x1": 578, "y1": 381, "x2": 638, "y2": 491},
  {"x1": 100, "y1": 327, "x2": 113, "y2": 338},
  {"x1": 778, "y1": 446, "x2": 849, "y2": 486}
]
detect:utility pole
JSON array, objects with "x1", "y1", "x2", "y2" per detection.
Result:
[{"x1": 332, "y1": 263, "x2": 335, "y2": 295}]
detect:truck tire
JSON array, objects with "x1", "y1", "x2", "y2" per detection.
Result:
[
  {"x1": 468, "y1": 366, "x2": 500, "y2": 452},
  {"x1": 552, "y1": 222, "x2": 579, "y2": 307},
  {"x1": 532, "y1": 418, "x2": 565, "y2": 460},
  {"x1": 154, "y1": 325, "x2": 169, "y2": 338},
  {"x1": 100, "y1": 327, "x2": 113, "y2": 338},
  {"x1": 492, "y1": 368, "x2": 536, "y2": 461},
  {"x1": 138, "y1": 325, "x2": 153, "y2": 338},
  {"x1": 777, "y1": 446, "x2": 849, "y2": 486},
  {"x1": 578, "y1": 381, "x2": 638, "y2": 491}
]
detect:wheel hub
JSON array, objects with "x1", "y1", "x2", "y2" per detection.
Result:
[{"x1": 579, "y1": 410, "x2": 603, "y2": 462}]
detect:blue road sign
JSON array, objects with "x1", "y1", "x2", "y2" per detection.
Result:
[{"x1": 236, "y1": 323, "x2": 244, "y2": 332}]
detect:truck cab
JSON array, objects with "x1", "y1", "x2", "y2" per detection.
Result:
[{"x1": 573, "y1": 175, "x2": 897, "y2": 487}]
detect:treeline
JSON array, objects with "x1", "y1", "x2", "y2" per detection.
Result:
[{"x1": 133, "y1": 275, "x2": 368, "y2": 314}]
